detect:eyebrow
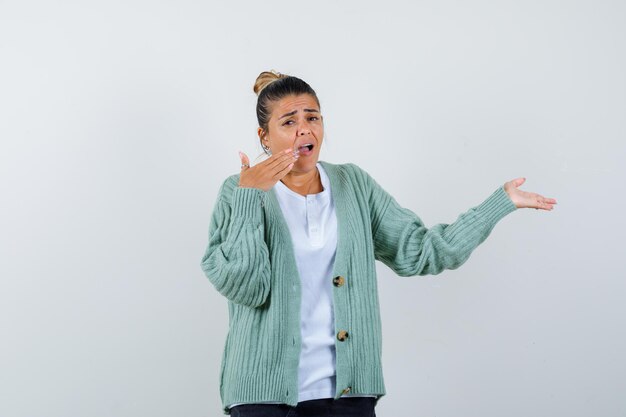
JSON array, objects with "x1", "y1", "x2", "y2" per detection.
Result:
[{"x1": 278, "y1": 108, "x2": 319, "y2": 120}]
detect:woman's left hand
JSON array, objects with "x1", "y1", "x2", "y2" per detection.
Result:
[{"x1": 504, "y1": 178, "x2": 557, "y2": 210}]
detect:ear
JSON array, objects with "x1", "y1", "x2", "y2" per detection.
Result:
[{"x1": 257, "y1": 127, "x2": 266, "y2": 141}]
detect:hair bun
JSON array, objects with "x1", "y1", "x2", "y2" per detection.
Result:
[{"x1": 253, "y1": 70, "x2": 287, "y2": 96}]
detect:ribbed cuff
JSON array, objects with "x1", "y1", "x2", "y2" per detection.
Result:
[
  {"x1": 230, "y1": 186, "x2": 266, "y2": 224},
  {"x1": 473, "y1": 186, "x2": 517, "y2": 226}
]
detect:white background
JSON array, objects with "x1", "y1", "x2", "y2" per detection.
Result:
[{"x1": 1, "y1": 1, "x2": 625, "y2": 416}]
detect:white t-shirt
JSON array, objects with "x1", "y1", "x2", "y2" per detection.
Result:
[
  {"x1": 276, "y1": 162, "x2": 339, "y2": 402},
  {"x1": 228, "y1": 162, "x2": 376, "y2": 409}
]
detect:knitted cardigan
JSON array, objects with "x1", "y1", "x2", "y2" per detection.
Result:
[{"x1": 200, "y1": 160, "x2": 518, "y2": 414}]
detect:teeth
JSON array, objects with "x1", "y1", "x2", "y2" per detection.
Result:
[{"x1": 294, "y1": 144, "x2": 313, "y2": 155}]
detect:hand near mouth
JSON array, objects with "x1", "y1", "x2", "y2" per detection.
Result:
[{"x1": 238, "y1": 148, "x2": 300, "y2": 191}]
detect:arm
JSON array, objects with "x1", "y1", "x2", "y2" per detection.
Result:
[
  {"x1": 200, "y1": 180, "x2": 272, "y2": 307},
  {"x1": 365, "y1": 169, "x2": 517, "y2": 276}
]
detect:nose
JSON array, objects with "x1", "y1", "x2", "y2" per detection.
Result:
[
  {"x1": 298, "y1": 127, "x2": 311, "y2": 136},
  {"x1": 297, "y1": 120, "x2": 312, "y2": 136}
]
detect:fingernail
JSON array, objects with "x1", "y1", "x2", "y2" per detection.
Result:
[{"x1": 238, "y1": 151, "x2": 243, "y2": 158}]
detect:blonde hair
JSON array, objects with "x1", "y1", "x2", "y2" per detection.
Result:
[{"x1": 253, "y1": 70, "x2": 288, "y2": 96}]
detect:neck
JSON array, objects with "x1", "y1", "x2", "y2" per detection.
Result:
[{"x1": 281, "y1": 164, "x2": 322, "y2": 196}]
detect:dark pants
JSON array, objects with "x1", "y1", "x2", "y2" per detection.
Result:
[{"x1": 229, "y1": 397, "x2": 377, "y2": 417}]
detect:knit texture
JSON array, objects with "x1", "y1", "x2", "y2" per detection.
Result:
[{"x1": 200, "y1": 160, "x2": 518, "y2": 414}]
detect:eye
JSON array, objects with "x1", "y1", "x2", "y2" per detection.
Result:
[
  {"x1": 309, "y1": 116, "x2": 319, "y2": 121},
  {"x1": 282, "y1": 120, "x2": 294, "y2": 126}
]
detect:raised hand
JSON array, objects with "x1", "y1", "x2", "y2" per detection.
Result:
[
  {"x1": 504, "y1": 178, "x2": 557, "y2": 210},
  {"x1": 238, "y1": 148, "x2": 299, "y2": 191}
]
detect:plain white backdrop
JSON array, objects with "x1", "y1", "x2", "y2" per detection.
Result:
[{"x1": 1, "y1": 1, "x2": 625, "y2": 416}]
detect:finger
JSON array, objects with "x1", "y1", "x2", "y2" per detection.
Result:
[
  {"x1": 239, "y1": 151, "x2": 250, "y2": 170},
  {"x1": 533, "y1": 193, "x2": 557, "y2": 204},
  {"x1": 534, "y1": 195, "x2": 556, "y2": 210},
  {"x1": 514, "y1": 177, "x2": 526, "y2": 187},
  {"x1": 540, "y1": 199, "x2": 557, "y2": 206},
  {"x1": 269, "y1": 147, "x2": 294, "y2": 160},
  {"x1": 271, "y1": 155, "x2": 299, "y2": 178},
  {"x1": 275, "y1": 160, "x2": 295, "y2": 179},
  {"x1": 267, "y1": 148, "x2": 298, "y2": 170},
  {"x1": 262, "y1": 148, "x2": 290, "y2": 166}
]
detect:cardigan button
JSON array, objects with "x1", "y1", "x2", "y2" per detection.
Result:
[
  {"x1": 341, "y1": 386, "x2": 352, "y2": 395},
  {"x1": 337, "y1": 330, "x2": 349, "y2": 341},
  {"x1": 332, "y1": 275, "x2": 345, "y2": 287}
]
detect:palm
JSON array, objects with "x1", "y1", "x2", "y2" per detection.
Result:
[{"x1": 504, "y1": 178, "x2": 557, "y2": 210}]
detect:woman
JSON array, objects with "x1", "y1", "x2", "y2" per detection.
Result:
[{"x1": 200, "y1": 70, "x2": 556, "y2": 416}]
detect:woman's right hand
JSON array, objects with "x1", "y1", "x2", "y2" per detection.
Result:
[{"x1": 238, "y1": 148, "x2": 299, "y2": 191}]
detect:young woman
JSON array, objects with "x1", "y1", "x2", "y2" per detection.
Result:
[{"x1": 201, "y1": 70, "x2": 556, "y2": 416}]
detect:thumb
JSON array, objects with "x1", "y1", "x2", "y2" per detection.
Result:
[
  {"x1": 238, "y1": 151, "x2": 250, "y2": 170},
  {"x1": 509, "y1": 177, "x2": 525, "y2": 188}
]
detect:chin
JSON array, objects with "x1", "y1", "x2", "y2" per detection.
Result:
[{"x1": 298, "y1": 158, "x2": 318, "y2": 167}]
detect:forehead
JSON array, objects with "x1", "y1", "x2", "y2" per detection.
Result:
[{"x1": 272, "y1": 94, "x2": 318, "y2": 114}]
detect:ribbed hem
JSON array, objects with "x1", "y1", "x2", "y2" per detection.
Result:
[
  {"x1": 222, "y1": 368, "x2": 296, "y2": 414},
  {"x1": 473, "y1": 186, "x2": 517, "y2": 226},
  {"x1": 231, "y1": 186, "x2": 266, "y2": 224}
]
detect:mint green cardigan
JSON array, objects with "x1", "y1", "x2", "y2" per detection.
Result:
[{"x1": 200, "y1": 160, "x2": 517, "y2": 414}]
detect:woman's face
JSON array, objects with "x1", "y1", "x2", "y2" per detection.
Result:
[{"x1": 258, "y1": 93, "x2": 324, "y2": 174}]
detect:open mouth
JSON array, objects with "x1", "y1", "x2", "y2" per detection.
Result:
[{"x1": 294, "y1": 143, "x2": 315, "y2": 156}]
